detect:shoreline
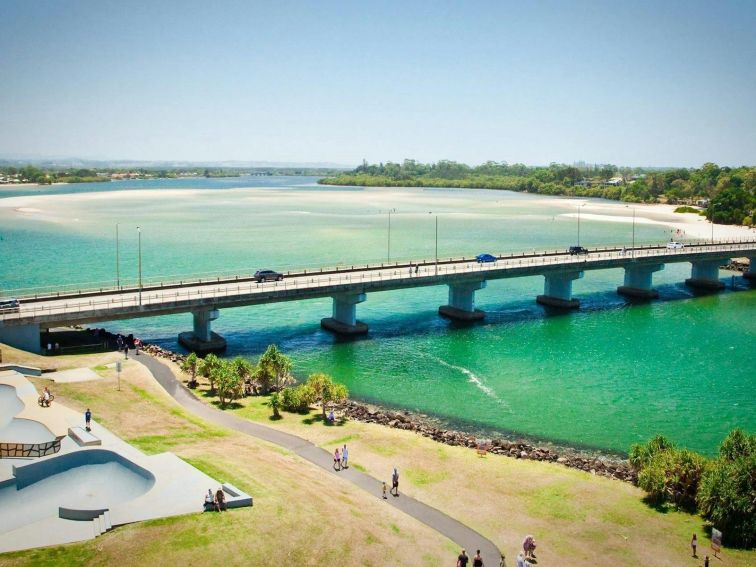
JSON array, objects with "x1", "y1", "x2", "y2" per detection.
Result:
[{"x1": 138, "y1": 339, "x2": 637, "y2": 484}]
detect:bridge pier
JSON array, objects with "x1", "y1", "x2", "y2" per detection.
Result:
[
  {"x1": 744, "y1": 257, "x2": 756, "y2": 283},
  {"x1": 321, "y1": 292, "x2": 368, "y2": 335},
  {"x1": 178, "y1": 308, "x2": 226, "y2": 354},
  {"x1": 617, "y1": 263, "x2": 664, "y2": 299},
  {"x1": 537, "y1": 271, "x2": 583, "y2": 309},
  {"x1": 0, "y1": 323, "x2": 41, "y2": 354},
  {"x1": 439, "y1": 280, "x2": 486, "y2": 321},
  {"x1": 685, "y1": 260, "x2": 724, "y2": 291}
]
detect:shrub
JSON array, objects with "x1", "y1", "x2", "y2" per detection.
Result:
[
  {"x1": 697, "y1": 429, "x2": 756, "y2": 548},
  {"x1": 279, "y1": 384, "x2": 313, "y2": 413}
]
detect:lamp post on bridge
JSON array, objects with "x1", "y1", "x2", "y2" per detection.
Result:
[
  {"x1": 116, "y1": 223, "x2": 120, "y2": 288},
  {"x1": 577, "y1": 203, "x2": 586, "y2": 246},
  {"x1": 137, "y1": 226, "x2": 142, "y2": 306}
]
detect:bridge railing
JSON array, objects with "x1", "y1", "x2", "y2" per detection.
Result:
[
  {"x1": 1, "y1": 241, "x2": 754, "y2": 321},
  {"x1": 3, "y1": 238, "x2": 755, "y2": 302}
]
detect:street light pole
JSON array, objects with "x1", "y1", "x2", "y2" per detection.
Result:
[
  {"x1": 137, "y1": 226, "x2": 142, "y2": 306},
  {"x1": 631, "y1": 208, "x2": 636, "y2": 259},
  {"x1": 387, "y1": 210, "x2": 391, "y2": 263},
  {"x1": 116, "y1": 223, "x2": 120, "y2": 288},
  {"x1": 435, "y1": 214, "x2": 438, "y2": 275}
]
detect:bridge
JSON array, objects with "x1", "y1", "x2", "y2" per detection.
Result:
[{"x1": 1, "y1": 241, "x2": 755, "y2": 353}]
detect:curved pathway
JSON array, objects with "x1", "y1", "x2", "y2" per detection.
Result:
[{"x1": 138, "y1": 354, "x2": 502, "y2": 563}]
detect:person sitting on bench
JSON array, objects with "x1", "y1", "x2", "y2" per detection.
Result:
[
  {"x1": 215, "y1": 488, "x2": 226, "y2": 512},
  {"x1": 39, "y1": 387, "x2": 53, "y2": 407},
  {"x1": 204, "y1": 489, "x2": 214, "y2": 510}
]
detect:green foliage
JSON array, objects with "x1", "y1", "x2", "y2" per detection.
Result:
[
  {"x1": 697, "y1": 429, "x2": 756, "y2": 548},
  {"x1": 269, "y1": 392, "x2": 281, "y2": 418},
  {"x1": 674, "y1": 206, "x2": 705, "y2": 215},
  {"x1": 199, "y1": 353, "x2": 222, "y2": 392},
  {"x1": 321, "y1": 161, "x2": 756, "y2": 225},
  {"x1": 181, "y1": 352, "x2": 200, "y2": 387},
  {"x1": 279, "y1": 384, "x2": 315, "y2": 412},
  {"x1": 304, "y1": 372, "x2": 348, "y2": 419},
  {"x1": 212, "y1": 361, "x2": 243, "y2": 409},
  {"x1": 631, "y1": 429, "x2": 755, "y2": 547},
  {"x1": 254, "y1": 344, "x2": 293, "y2": 394},
  {"x1": 629, "y1": 434, "x2": 674, "y2": 470}
]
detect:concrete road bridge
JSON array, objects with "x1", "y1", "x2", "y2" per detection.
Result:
[{"x1": 1, "y1": 240, "x2": 755, "y2": 353}]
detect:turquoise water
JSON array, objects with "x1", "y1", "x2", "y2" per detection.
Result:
[{"x1": 1, "y1": 177, "x2": 753, "y2": 455}]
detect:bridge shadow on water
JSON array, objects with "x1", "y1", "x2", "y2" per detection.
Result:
[{"x1": 145, "y1": 277, "x2": 752, "y2": 359}]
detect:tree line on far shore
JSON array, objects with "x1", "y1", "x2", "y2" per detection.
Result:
[
  {"x1": 629, "y1": 429, "x2": 755, "y2": 548},
  {"x1": 320, "y1": 160, "x2": 756, "y2": 227}
]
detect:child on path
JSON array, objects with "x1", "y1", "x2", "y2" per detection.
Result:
[
  {"x1": 341, "y1": 444, "x2": 349, "y2": 469},
  {"x1": 382, "y1": 481, "x2": 387, "y2": 499},
  {"x1": 85, "y1": 408, "x2": 92, "y2": 431},
  {"x1": 334, "y1": 448, "x2": 341, "y2": 471}
]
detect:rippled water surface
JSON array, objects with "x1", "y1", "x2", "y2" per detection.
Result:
[{"x1": 1, "y1": 176, "x2": 753, "y2": 455}]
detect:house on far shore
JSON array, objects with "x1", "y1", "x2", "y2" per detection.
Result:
[
  {"x1": 603, "y1": 176, "x2": 624, "y2": 186},
  {"x1": 695, "y1": 198, "x2": 710, "y2": 207}
]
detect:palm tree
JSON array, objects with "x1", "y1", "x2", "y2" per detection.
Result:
[
  {"x1": 181, "y1": 352, "x2": 200, "y2": 388},
  {"x1": 199, "y1": 353, "x2": 222, "y2": 393}
]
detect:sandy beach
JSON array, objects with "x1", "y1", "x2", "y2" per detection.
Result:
[{"x1": 0, "y1": 186, "x2": 754, "y2": 242}]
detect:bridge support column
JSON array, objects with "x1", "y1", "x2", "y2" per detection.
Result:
[
  {"x1": 618, "y1": 264, "x2": 664, "y2": 299},
  {"x1": 178, "y1": 308, "x2": 226, "y2": 354},
  {"x1": 321, "y1": 292, "x2": 368, "y2": 335},
  {"x1": 439, "y1": 280, "x2": 487, "y2": 321},
  {"x1": 537, "y1": 271, "x2": 584, "y2": 309},
  {"x1": 0, "y1": 323, "x2": 42, "y2": 354},
  {"x1": 686, "y1": 260, "x2": 724, "y2": 291},
  {"x1": 744, "y1": 257, "x2": 756, "y2": 283}
]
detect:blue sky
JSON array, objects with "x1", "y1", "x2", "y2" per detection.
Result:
[{"x1": 1, "y1": 1, "x2": 754, "y2": 166}]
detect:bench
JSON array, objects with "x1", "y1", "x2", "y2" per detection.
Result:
[
  {"x1": 68, "y1": 426, "x2": 101, "y2": 447},
  {"x1": 476, "y1": 444, "x2": 490, "y2": 457},
  {"x1": 202, "y1": 483, "x2": 253, "y2": 511}
]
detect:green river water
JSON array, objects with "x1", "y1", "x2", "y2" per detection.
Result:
[{"x1": 0, "y1": 176, "x2": 753, "y2": 456}]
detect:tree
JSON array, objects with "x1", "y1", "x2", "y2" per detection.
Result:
[
  {"x1": 199, "y1": 353, "x2": 222, "y2": 393},
  {"x1": 304, "y1": 373, "x2": 348, "y2": 420},
  {"x1": 697, "y1": 429, "x2": 756, "y2": 548},
  {"x1": 230, "y1": 356, "x2": 255, "y2": 395},
  {"x1": 254, "y1": 345, "x2": 293, "y2": 394},
  {"x1": 269, "y1": 392, "x2": 281, "y2": 418},
  {"x1": 213, "y1": 361, "x2": 243, "y2": 409},
  {"x1": 181, "y1": 352, "x2": 200, "y2": 388}
]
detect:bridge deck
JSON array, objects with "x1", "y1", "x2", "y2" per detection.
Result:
[{"x1": 1, "y1": 241, "x2": 754, "y2": 327}]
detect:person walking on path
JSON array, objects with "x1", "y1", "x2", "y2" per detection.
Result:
[
  {"x1": 124, "y1": 344, "x2": 129, "y2": 359},
  {"x1": 691, "y1": 533, "x2": 697, "y2": 557},
  {"x1": 341, "y1": 444, "x2": 349, "y2": 469},
  {"x1": 134, "y1": 338, "x2": 141, "y2": 355},
  {"x1": 391, "y1": 467, "x2": 399, "y2": 496},
  {"x1": 333, "y1": 448, "x2": 341, "y2": 471},
  {"x1": 85, "y1": 408, "x2": 92, "y2": 431},
  {"x1": 382, "y1": 481, "x2": 387, "y2": 499},
  {"x1": 457, "y1": 549, "x2": 469, "y2": 567},
  {"x1": 472, "y1": 549, "x2": 483, "y2": 567}
]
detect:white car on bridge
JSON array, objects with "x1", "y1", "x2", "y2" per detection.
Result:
[{"x1": 666, "y1": 241, "x2": 684, "y2": 249}]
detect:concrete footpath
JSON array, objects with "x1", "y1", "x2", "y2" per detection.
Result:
[{"x1": 137, "y1": 354, "x2": 503, "y2": 564}]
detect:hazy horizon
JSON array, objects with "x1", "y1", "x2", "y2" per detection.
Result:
[{"x1": 2, "y1": 1, "x2": 755, "y2": 167}]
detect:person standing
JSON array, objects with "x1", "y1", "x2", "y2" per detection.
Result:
[
  {"x1": 457, "y1": 549, "x2": 469, "y2": 567},
  {"x1": 415, "y1": 264, "x2": 419, "y2": 275},
  {"x1": 334, "y1": 448, "x2": 341, "y2": 471},
  {"x1": 382, "y1": 481, "x2": 387, "y2": 499},
  {"x1": 134, "y1": 338, "x2": 141, "y2": 355},
  {"x1": 391, "y1": 467, "x2": 399, "y2": 496},
  {"x1": 85, "y1": 408, "x2": 92, "y2": 431},
  {"x1": 124, "y1": 344, "x2": 129, "y2": 359},
  {"x1": 341, "y1": 444, "x2": 349, "y2": 469},
  {"x1": 472, "y1": 549, "x2": 483, "y2": 567},
  {"x1": 691, "y1": 534, "x2": 697, "y2": 557}
]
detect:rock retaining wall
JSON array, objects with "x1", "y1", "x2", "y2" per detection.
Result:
[{"x1": 137, "y1": 340, "x2": 637, "y2": 484}]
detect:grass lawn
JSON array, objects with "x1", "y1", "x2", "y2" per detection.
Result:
[
  {"x1": 0, "y1": 344, "x2": 455, "y2": 566},
  {"x1": 177, "y1": 363, "x2": 755, "y2": 567}
]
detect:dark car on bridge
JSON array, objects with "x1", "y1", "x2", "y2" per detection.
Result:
[
  {"x1": 475, "y1": 253, "x2": 497, "y2": 263},
  {"x1": 568, "y1": 246, "x2": 589, "y2": 255},
  {"x1": 0, "y1": 298, "x2": 20, "y2": 311},
  {"x1": 254, "y1": 269, "x2": 284, "y2": 282}
]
